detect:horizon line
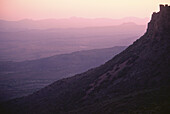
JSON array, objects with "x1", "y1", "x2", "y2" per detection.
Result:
[{"x1": 0, "y1": 16, "x2": 150, "y2": 22}]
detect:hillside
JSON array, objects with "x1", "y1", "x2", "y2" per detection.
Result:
[
  {"x1": 0, "y1": 46, "x2": 126, "y2": 102},
  {"x1": 0, "y1": 5, "x2": 170, "y2": 114}
]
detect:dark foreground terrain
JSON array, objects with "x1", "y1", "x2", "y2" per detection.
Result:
[
  {"x1": 0, "y1": 5, "x2": 170, "y2": 114},
  {"x1": 0, "y1": 46, "x2": 126, "y2": 101}
]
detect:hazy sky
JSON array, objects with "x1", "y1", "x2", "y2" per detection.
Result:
[{"x1": 0, "y1": 0, "x2": 170, "y2": 20}]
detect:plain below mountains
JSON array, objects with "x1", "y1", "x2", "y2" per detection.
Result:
[
  {"x1": 0, "y1": 22, "x2": 145, "y2": 61},
  {"x1": 0, "y1": 4, "x2": 169, "y2": 114}
]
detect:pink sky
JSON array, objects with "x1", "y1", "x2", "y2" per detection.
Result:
[{"x1": 0, "y1": 0, "x2": 170, "y2": 21}]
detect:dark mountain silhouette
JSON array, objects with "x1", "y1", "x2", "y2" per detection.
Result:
[
  {"x1": 0, "y1": 46, "x2": 126, "y2": 101},
  {"x1": 0, "y1": 5, "x2": 170, "y2": 114}
]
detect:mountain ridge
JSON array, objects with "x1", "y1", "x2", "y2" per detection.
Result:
[
  {"x1": 0, "y1": 17, "x2": 148, "y2": 30},
  {"x1": 0, "y1": 4, "x2": 170, "y2": 114}
]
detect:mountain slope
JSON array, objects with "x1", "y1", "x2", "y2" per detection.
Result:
[
  {"x1": 0, "y1": 46, "x2": 126, "y2": 101},
  {"x1": 1, "y1": 5, "x2": 170, "y2": 114}
]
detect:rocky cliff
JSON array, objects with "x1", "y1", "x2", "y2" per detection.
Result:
[
  {"x1": 147, "y1": 4, "x2": 170, "y2": 39},
  {"x1": 1, "y1": 5, "x2": 170, "y2": 114}
]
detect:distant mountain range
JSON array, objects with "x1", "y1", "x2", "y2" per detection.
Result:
[
  {"x1": 0, "y1": 17, "x2": 149, "y2": 31},
  {"x1": 0, "y1": 5, "x2": 169, "y2": 114},
  {"x1": 0, "y1": 46, "x2": 126, "y2": 101}
]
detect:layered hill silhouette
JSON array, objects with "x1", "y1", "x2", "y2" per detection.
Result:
[
  {"x1": 1, "y1": 5, "x2": 170, "y2": 113},
  {"x1": 0, "y1": 17, "x2": 148, "y2": 31},
  {"x1": 0, "y1": 46, "x2": 126, "y2": 101}
]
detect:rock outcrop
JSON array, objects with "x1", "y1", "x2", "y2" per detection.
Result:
[
  {"x1": 1, "y1": 5, "x2": 170, "y2": 114},
  {"x1": 147, "y1": 4, "x2": 170, "y2": 39}
]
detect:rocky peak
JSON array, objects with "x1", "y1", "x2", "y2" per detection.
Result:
[
  {"x1": 147, "y1": 4, "x2": 170, "y2": 38},
  {"x1": 1, "y1": 5, "x2": 170, "y2": 114}
]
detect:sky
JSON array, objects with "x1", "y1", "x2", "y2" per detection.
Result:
[{"x1": 0, "y1": 0, "x2": 170, "y2": 20}]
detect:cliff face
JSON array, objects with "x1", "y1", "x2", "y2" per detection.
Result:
[
  {"x1": 147, "y1": 5, "x2": 170, "y2": 38},
  {"x1": 1, "y1": 5, "x2": 170, "y2": 114}
]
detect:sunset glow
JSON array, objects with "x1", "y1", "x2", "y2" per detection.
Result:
[{"x1": 0, "y1": 0, "x2": 170, "y2": 20}]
